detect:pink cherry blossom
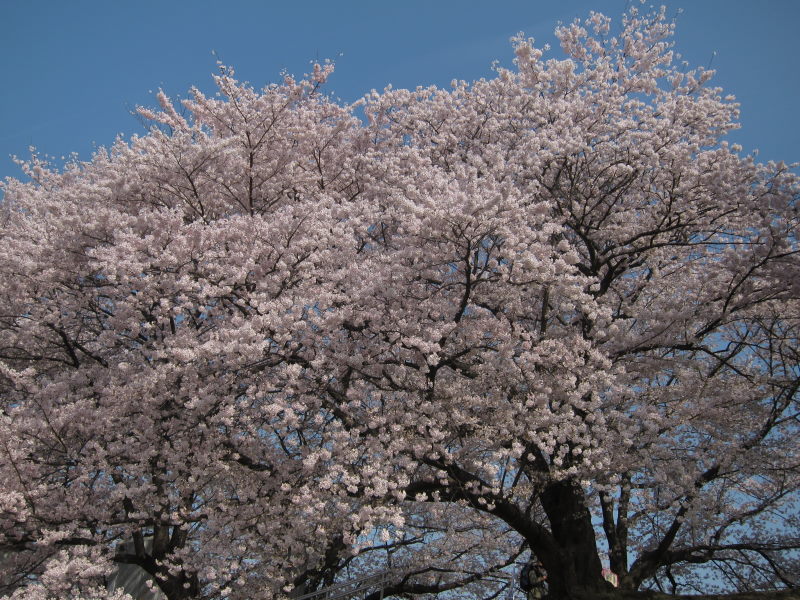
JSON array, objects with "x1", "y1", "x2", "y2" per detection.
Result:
[{"x1": 1, "y1": 5, "x2": 798, "y2": 600}]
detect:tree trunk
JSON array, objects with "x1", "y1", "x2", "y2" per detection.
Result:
[
  {"x1": 155, "y1": 571, "x2": 200, "y2": 600},
  {"x1": 539, "y1": 479, "x2": 606, "y2": 599}
]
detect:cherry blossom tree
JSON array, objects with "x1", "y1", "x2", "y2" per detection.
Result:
[{"x1": 1, "y1": 5, "x2": 798, "y2": 600}]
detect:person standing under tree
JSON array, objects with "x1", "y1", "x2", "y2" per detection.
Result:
[{"x1": 519, "y1": 559, "x2": 548, "y2": 599}]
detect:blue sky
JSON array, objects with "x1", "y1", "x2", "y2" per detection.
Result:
[{"x1": 2, "y1": 0, "x2": 798, "y2": 185}]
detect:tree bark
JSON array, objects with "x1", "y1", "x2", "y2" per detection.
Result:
[{"x1": 539, "y1": 479, "x2": 607, "y2": 599}]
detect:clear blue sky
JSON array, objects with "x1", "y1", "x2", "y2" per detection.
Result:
[{"x1": 2, "y1": 0, "x2": 798, "y2": 185}]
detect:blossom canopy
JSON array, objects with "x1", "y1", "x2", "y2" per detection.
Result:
[{"x1": 1, "y1": 5, "x2": 798, "y2": 600}]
